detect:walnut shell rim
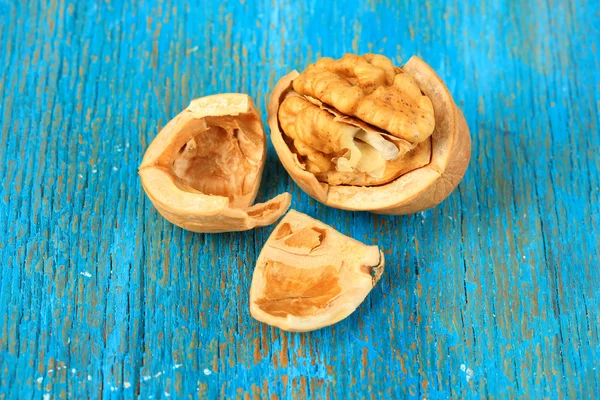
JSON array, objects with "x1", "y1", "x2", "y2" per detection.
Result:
[
  {"x1": 268, "y1": 56, "x2": 471, "y2": 214},
  {"x1": 140, "y1": 93, "x2": 291, "y2": 233}
]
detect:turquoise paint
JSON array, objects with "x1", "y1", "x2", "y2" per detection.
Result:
[{"x1": 0, "y1": 0, "x2": 598, "y2": 398}]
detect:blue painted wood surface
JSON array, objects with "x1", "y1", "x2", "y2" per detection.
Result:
[{"x1": 1, "y1": 0, "x2": 599, "y2": 398}]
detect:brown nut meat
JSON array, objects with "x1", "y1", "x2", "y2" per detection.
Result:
[
  {"x1": 140, "y1": 94, "x2": 291, "y2": 233},
  {"x1": 249, "y1": 210, "x2": 384, "y2": 332},
  {"x1": 268, "y1": 54, "x2": 471, "y2": 214}
]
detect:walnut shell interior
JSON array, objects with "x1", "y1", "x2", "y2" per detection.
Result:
[
  {"x1": 140, "y1": 93, "x2": 291, "y2": 233},
  {"x1": 249, "y1": 210, "x2": 384, "y2": 332},
  {"x1": 170, "y1": 115, "x2": 264, "y2": 209},
  {"x1": 268, "y1": 55, "x2": 471, "y2": 214}
]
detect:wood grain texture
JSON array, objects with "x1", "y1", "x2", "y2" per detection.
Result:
[{"x1": 1, "y1": 0, "x2": 598, "y2": 398}]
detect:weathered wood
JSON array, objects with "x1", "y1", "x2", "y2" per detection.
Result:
[{"x1": 0, "y1": 0, "x2": 598, "y2": 398}]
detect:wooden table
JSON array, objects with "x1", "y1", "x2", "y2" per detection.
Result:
[{"x1": 1, "y1": 0, "x2": 598, "y2": 398}]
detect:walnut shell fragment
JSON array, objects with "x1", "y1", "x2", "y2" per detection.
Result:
[
  {"x1": 268, "y1": 54, "x2": 471, "y2": 214},
  {"x1": 249, "y1": 210, "x2": 384, "y2": 332},
  {"x1": 140, "y1": 94, "x2": 291, "y2": 233}
]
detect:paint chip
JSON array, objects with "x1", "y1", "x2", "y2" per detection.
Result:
[
  {"x1": 88, "y1": 375, "x2": 92, "y2": 381},
  {"x1": 466, "y1": 368, "x2": 474, "y2": 382},
  {"x1": 43, "y1": 395, "x2": 51, "y2": 400},
  {"x1": 154, "y1": 371, "x2": 163, "y2": 378},
  {"x1": 71, "y1": 368, "x2": 76, "y2": 374},
  {"x1": 80, "y1": 271, "x2": 92, "y2": 278},
  {"x1": 173, "y1": 364, "x2": 183, "y2": 369},
  {"x1": 113, "y1": 166, "x2": 118, "y2": 171},
  {"x1": 460, "y1": 364, "x2": 474, "y2": 382},
  {"x1": 37, "y1": 377, "x2": 43, "y2": 384},
  {"x1": 124, "y1": 382, "x2": 131, "y2": 389},
  {"x1": 186, "y1": 46, "x2": 199, "y2": 54},
  {"x1": 203, "y1": 368, "x2": 212, "y2": 376},
  {"x1": 142, "y1": 375, "x2": 151, "y2": 381}
]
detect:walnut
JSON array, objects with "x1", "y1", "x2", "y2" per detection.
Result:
[
  {"x1": 249, "y1": 210, "x2": 384, "y2": 332},
  {"x1": 139, "y1": 94, "x2": 290, "y2": 233},
  {"x1": 268, "y1": 54, "x2": 471, "y2": 214},
  {"x1": 292, "y1": 54, "x2": 435, "y2": 142}
]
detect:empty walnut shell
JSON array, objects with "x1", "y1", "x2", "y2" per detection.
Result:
[
  {"x1": 140, "y1": 93, "x2": 291, "y2": 233},
  {"x1": 268, "y1": 55, "x2": 471, "y2": 214},
  {"x1": 249, "y1": 210, "x2": 384, "y2": 332}
]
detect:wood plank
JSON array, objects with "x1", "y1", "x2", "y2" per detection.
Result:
[{"x1": 0, "y1": 0, "x2": 598, "y2": 398}]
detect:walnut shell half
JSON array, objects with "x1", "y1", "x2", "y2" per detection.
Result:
[
  {"x1": 268, "y1": 55, "x2": 471, "y2": 214},
  {"x1": 140, "y1": 94, "x2": 291, "y2": 233},
  {"x1": 249, "y1": 210, "x2": 384, "y2": 332}
]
